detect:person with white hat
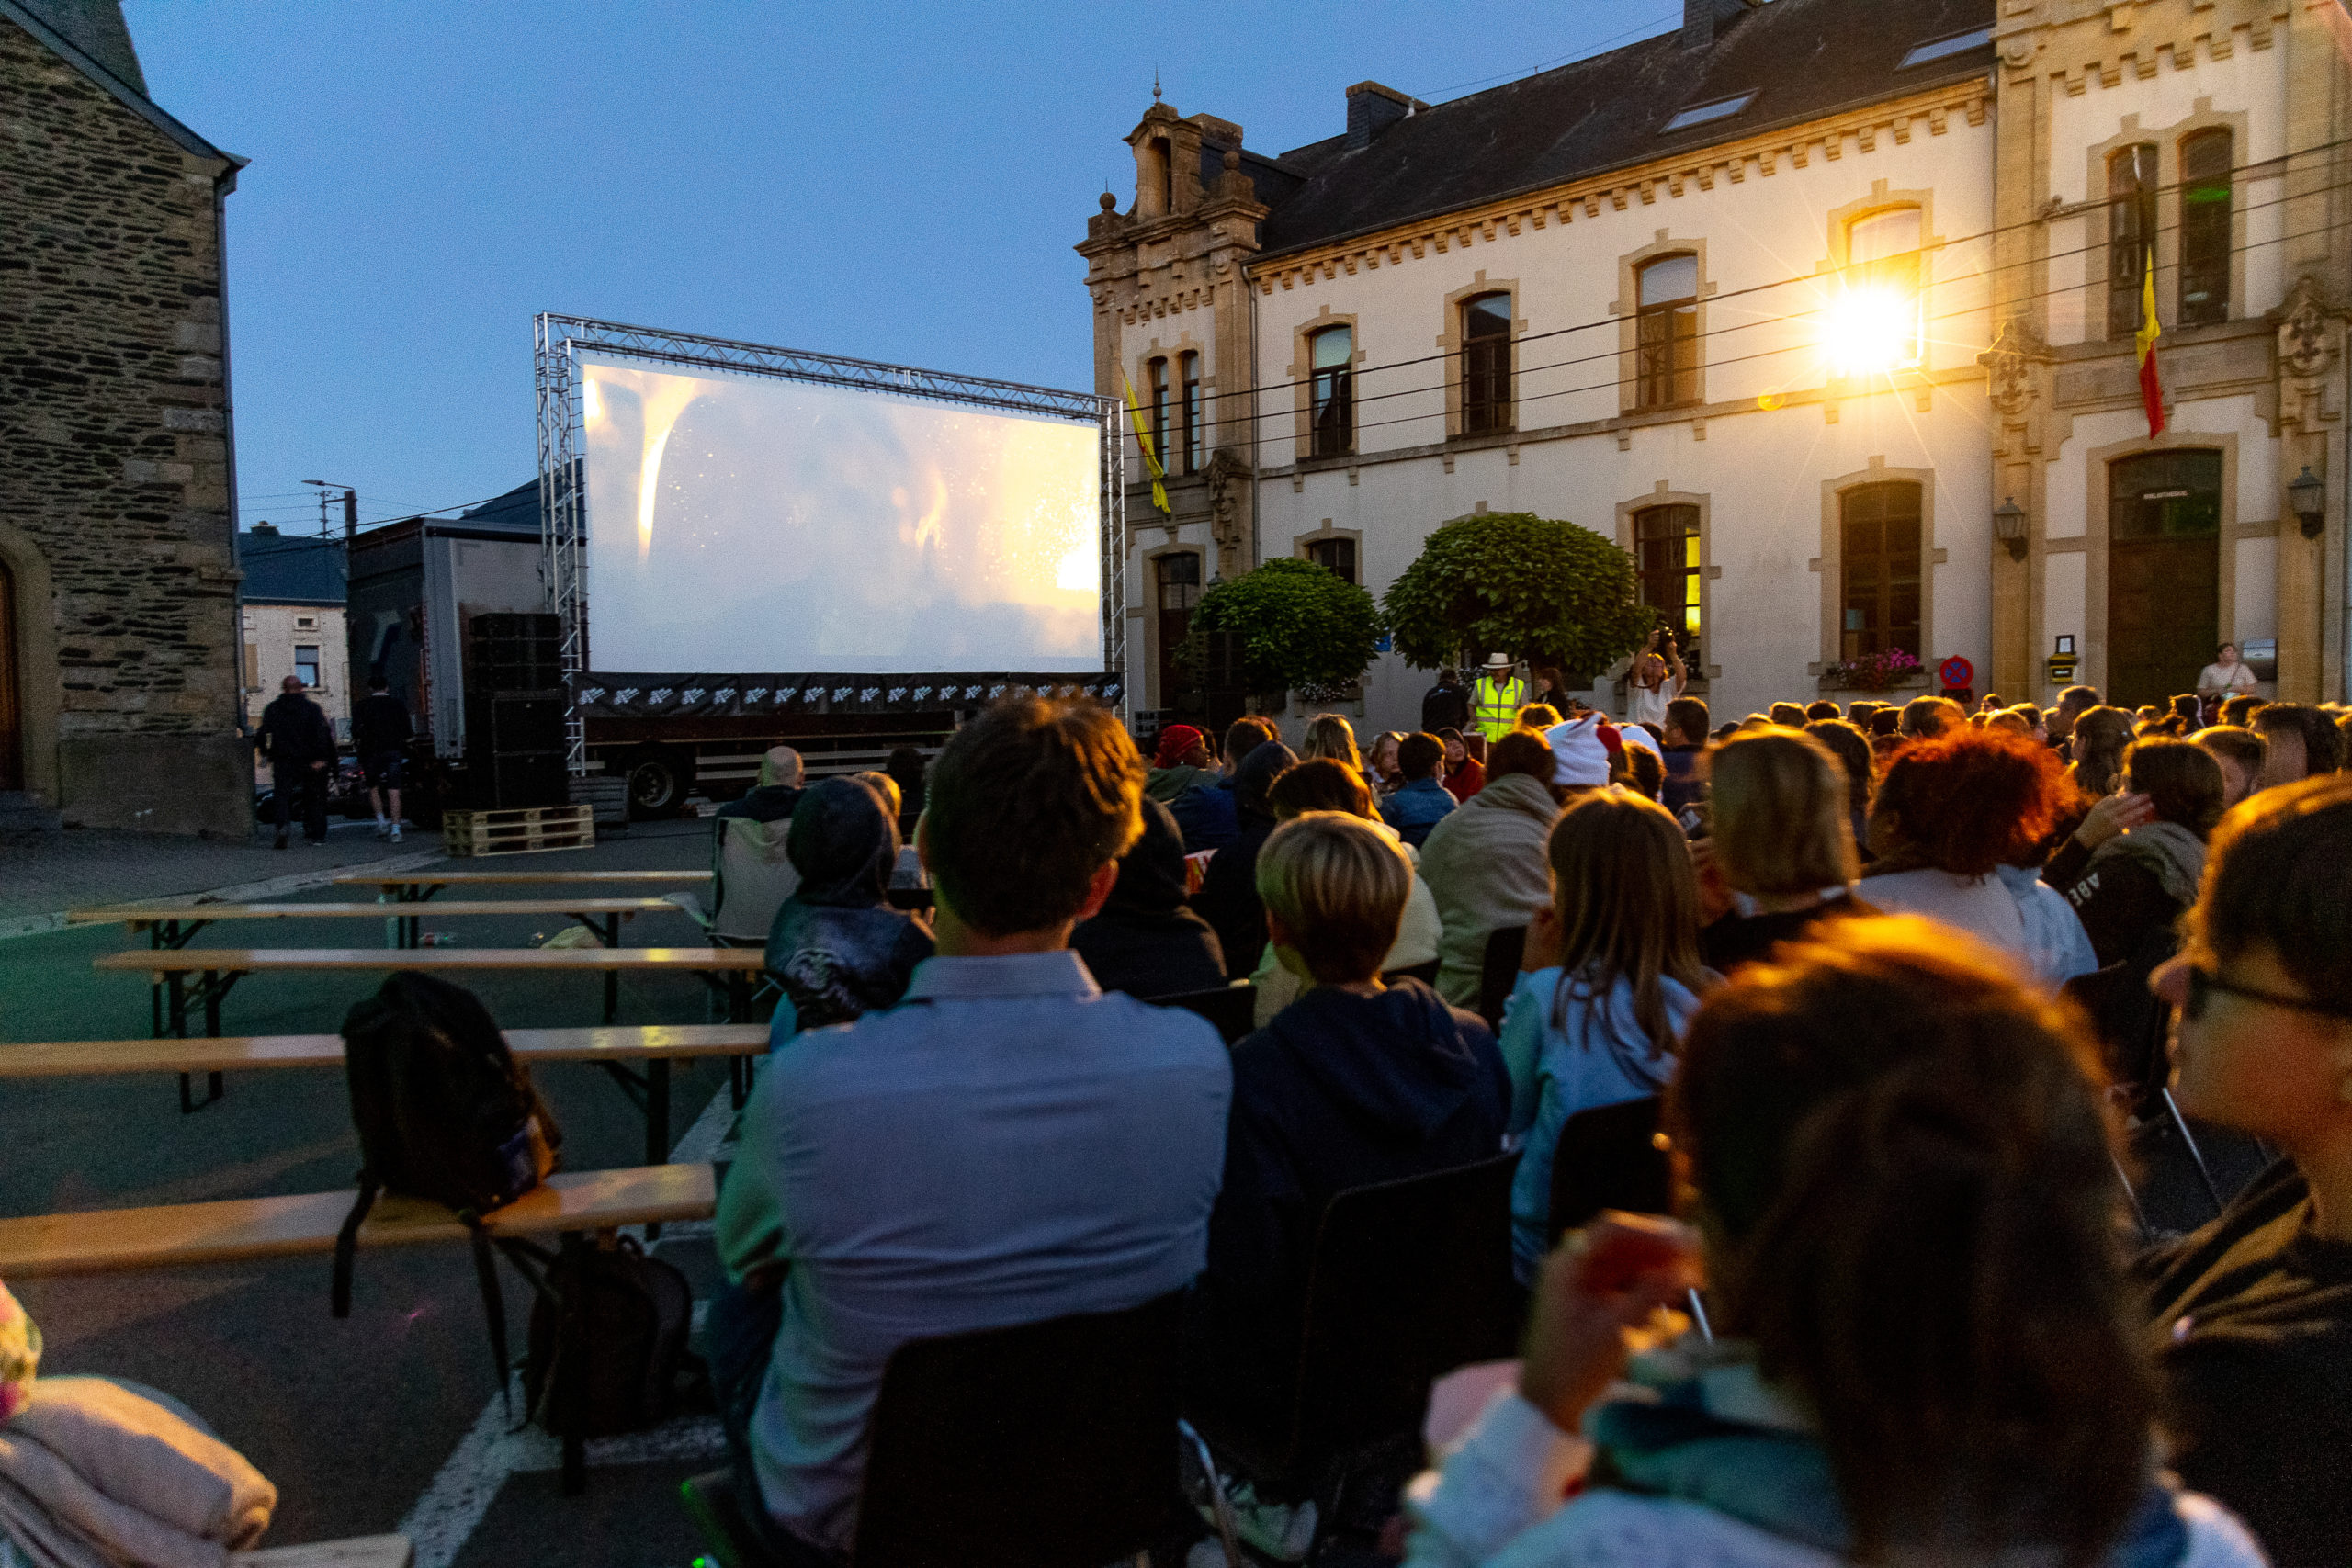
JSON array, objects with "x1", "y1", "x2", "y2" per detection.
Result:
[
  {"x1": 1544, "y1": 711, "x2": 1623, "y2": 792},
  {"x1": 1470, "y1": 652, "x2": 1529, "y2": 743}
]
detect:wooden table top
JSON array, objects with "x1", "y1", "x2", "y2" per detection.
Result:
[
  {"x1": 71, "y1": 899, "x2": 691, "y2": 925},
  {"x1": 0, "y1": 1163, "x2": 717, "y2": 1278},
  {"x1": 334, "y1": 870, "x2": 714, "y2": 886},
  {"x1": 93, "y1": 946, "x2": 770, "y2": 973},
  {"x1": 0, "y1": 1024, "x2": 770, "y2": 1077}
]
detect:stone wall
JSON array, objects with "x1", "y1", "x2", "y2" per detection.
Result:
[{"x1": 0, "y1": 15, "x2": 247, "y2": 833}]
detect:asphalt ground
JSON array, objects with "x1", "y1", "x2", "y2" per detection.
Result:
[{"x1": 0, "y1": 818, "x2": 740, "y2": 1568}]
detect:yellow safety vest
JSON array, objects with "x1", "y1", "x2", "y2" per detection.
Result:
[{"x1": 1471, "y1": 676, "x2": 1528, "y2": 740}]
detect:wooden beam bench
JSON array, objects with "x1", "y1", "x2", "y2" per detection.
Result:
[
  {"x1": 335, "y1": 870, "x2": 714, "y2": 905},
  {"x1": 0, "y1": 1164, "x2": 714, "y2": 1495},
  {"x1": 0, "y1": 1025, "x2": 767, "y2": 1161}
]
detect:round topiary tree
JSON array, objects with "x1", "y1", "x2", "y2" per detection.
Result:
[
  {"x1": 1180, "y1": 557, "x2": 1381, "y2": 703},
  {"x1": 1381, "y1": 511, "x2": 1657, "y2": 682}
]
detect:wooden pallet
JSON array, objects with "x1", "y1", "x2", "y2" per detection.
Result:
[{"x1": 441, "y1": 804, "x2": 594, "y2": 857}]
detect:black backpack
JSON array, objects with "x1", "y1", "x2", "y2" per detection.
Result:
[
  {"x1": 332, "y1": 973, "x2": 563, "y2": 1405},
  {"x1": 504, "y1": 1234, "x2": 702, "y2": 1438}
]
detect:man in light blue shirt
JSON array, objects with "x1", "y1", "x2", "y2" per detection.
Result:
[{"x1": 714, "y1": 696, "x2": 1231, "y2": 1557}]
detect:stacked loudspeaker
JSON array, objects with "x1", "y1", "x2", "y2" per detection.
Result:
[{"x1": 464, "y1": 614, "x2": 567, "y2": 809}]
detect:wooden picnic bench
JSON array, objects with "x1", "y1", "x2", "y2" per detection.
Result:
[
  {"x1": 0, "y1": 1025, "x2": 767, "y2": 1162},
  {"x1": 0, "y1": 1163, "x2": 715, "y2": 1494},
  {"x1": 335, "y1": 870, "x2": 713, "y2": 904}
]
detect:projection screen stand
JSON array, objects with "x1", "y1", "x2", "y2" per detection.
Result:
[{"x1": 532, "y1": 313, "x2": 1127, "y2": 776}]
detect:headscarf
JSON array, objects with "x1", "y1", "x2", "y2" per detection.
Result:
[
  {"x1": 1232, "y1": 741, "x2": 1298, "y2": 824},
  {"x1": 1154, "y1": 724, "x2": 1206, "y2": 769},
  {"x1": 785, "y1": 777, "x2": 900, "y2": 909},
  {"x1": 0, "y1": 1279, "x2": 39, "y2": 1420},
  {"x1": 1103, "y1": 797, "x2": 1193, "y2": 916}
]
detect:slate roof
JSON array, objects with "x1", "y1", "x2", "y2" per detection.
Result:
[
  {"x1": 1253, "y1": 0, "x2": 1995, "y2": 259},
  {"x1": 238, "y1": 529, "x2": 347, "y2": 606},
  {"x1": 0, "y1": 0, "x2": 239, "y2": 167}
]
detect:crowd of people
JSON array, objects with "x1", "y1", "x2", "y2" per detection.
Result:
[{"x1": 690, "y1": 665, "x2": 2352, "y2": 1568}]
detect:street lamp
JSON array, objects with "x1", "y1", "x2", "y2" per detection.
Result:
[
  {"x1": 1993, "y1": 496, "x2": 2029, "y2": 562},
  {"x1": 2288, "y1": 466, "x2": 2325, "y2": 540}
]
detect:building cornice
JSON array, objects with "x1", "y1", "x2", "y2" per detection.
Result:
[{"x1": 0, "y1": 0, "x2": 242, "y2": 175}]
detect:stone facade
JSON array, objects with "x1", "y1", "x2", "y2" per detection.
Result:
[
  {"x1": 1083, "y1": 0, "x2": 2352, "y2": 731},
  {"x1": 0, "y1": 1, "x2": 248, "y2": 833}
]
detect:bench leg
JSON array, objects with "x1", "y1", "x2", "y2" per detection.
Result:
[
  {"x1": 178, "y1": 1072, "x2": 224, "y2": 1114},
  {"x1": 646, "y1": 1059, "x2": 671, "y2": 1167},
  {"x1": 204, "y1": 971, "x2": 222, "y2": 1039},
  {"x1": 559, "y1": 1230, "x2": 589, "y2": 1496},
  {"x1": 604, "y1": 970, "x2": 619, "y2": 1026},
  {"x1": 729, "y1": 1055, "x2": 747, "y2": 1111}
]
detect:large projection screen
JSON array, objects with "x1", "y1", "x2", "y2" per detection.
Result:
[{"x1": 578, "y1": 353, "x2": 1103, "y2": 674}]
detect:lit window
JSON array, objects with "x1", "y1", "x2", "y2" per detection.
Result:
[
  {"x1": 1827, "y1": 207, "x2": 1924, "y2": 373},
  {"x1": 1462, "y1": 293, "x2": 1513, "y2": 434},
  {"x1": 1306, "y1": 536, "x2": 1357, "y2": 584},
  {"x1": 1636, "y1": 254, "x2": 1699, "y2": 408},
  {"x1": 1148, "y1": 357, "x2": 1170, "y2": 471},
  {"x1": 1661, "y1": 93, "x2": 1756, "y2": 133},
  {"x1": 1634, "y1": 505, "x2": 1702, "y2": 671},
  {"x1": 2109, "y1": 143, "x2": 2158, "y2": 339},
  {"x1": 1309, "y1": 326, "x2": 1353, "y2": 457},
  {"x1": 1898, "y1": 28, "x2": 1992, "y2": 68},
  {"x1": 1180, "y1": 352, "x2": 1204, "y2": 473},
  {"x1": 294, "y1": 645, "x2": 321, "y2": 689},
  {"x1": 2179, "y1": 129, "x2": 2232, "y2": 326},
  {"x1": 1839, "y1": 483, "x2": 1923, "y2": 661}
]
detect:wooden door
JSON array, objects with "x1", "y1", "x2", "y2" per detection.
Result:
[
  {"x1": 2108, "y1": 451, "x2": 2221, "y2": 711},
  {"x1": 0, "y1": 562, "x2": 20, "y2": 791}
]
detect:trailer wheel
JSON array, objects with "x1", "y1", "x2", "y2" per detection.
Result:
[{"x1": 626, "y1": 747, "x2": 694, "y2": 820}]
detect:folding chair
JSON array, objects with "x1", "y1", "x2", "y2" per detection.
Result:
[
  {"x1": 1188, "y1": 1152, "x2": 1522, "y2": 1563},
  {"x1": 684, "y1": 1291, "x2": 1183, "y2": 1568},
  {"x1": 1476, "y1": 926, "x2": 1529, "y2": 1032},
  {"x1": 1544, "y1": 1096, "x2": 1670, "y2": 1245},
  {"x1": 1159, "y1": 982, "x2": 1258, "y2": 1045}
]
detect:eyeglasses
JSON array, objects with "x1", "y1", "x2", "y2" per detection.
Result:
[{"x1": 2185, "y1": 964, "x2": 2352, "y2": 1023}]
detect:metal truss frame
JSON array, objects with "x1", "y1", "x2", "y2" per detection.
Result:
[{"x1": 533, "y1": 314, "x2": 1125, "y2": 773}]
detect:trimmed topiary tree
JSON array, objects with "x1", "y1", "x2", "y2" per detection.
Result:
[
  {"x1": 1381, "y1": 511, "x2": 1657, "y2": 681},
  {"x1": 1180, "y1": 557, "x2": 1381, "y2": 702}
]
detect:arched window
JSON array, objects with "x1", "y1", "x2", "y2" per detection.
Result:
[
  {"x1": 1461, "y1": 293, "x2": 1512, "y2": 434},
  {"x1": 1845, "y1": 207, "x2": 1924, "y2": 368},
  {"x1": 2108, "y1": 142, "x2": 2158, "y2": 339},
  {"x1": 1839, "y1": 481, "x2": 1923, "y2": 661},
  {"x1": 1147, "y1": 357, "x2": 1170, "y2": 472},
  {"x1": 1633, "y1": 504, "x2": 1702, "y2": 671},
  {"x1": 1308, "y1": 326, "x2": 1353, "y2": 457},
  {"x1": 1635, "y1": 255, "x2": 1699, "y2": 408},
  {"x1": 2179, "y1": 130, "x2": 2232, "y2": 326},
  {"x1": 1180, "y1": 352, "x2": 1203, "y2": 473}
]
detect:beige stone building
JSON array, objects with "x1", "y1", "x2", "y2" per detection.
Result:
[
  {"x1": 236, "y1": 525, "x2": 349, "y2": 744},
  {"x1": 0, "y1": 0, "x2": 248, "y2": 833},
  {"x1": 1080, "y1": 0, "x2": 2351, "y2": 731}
]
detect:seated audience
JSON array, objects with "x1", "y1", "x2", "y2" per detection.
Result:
[
  {"x1": 1623, "y1": 741, "x2": 1665, "y2": 803},
  {"x1": 1406, "y1": 921, "x2": 2266, "y2": 1568},
  {"x1": 1185, "y1": 814, "x2": 1507, "y2": 1469},
  {"x1": 1802, "y1": 699, "x2": 1840, "y2": 722},
  {"x1": 714, "y1": 697, "x2": 1230, "y2": 1560},
  {"x1": 2044, "y1": 738, "x2": 2224, "y2": 968},
  {"x1": 850, "y1": 772, "x2": 930, "y2": 898},
  {"x1": 1498, "y1": 790, "x2": 1713, "y2": 1278},
  {"x1": 1767, "y1": 702, "x2": 1807, "y2": 728},
  {"x1": 1147, "y1": 723, "x2": 1217, "y2": 802},
  {"x1": 1867, "y1": 706, "x2": 1900, "y2": 739},
  {"x1": 1801, "y1": 717, "x2": 1874, "y2": 858},
  {"x1": 1171, "y1": 716, "x2": 1279, "y2": 853},
  {"x1": 2255, "y1": 702, "x2": 2344, "y2": 787},
  {"x1": 1863, "y1": 727, "x2": 2095, "y2": 987},
  {"x1": 2142, "y1": 774, "x2": 2352, "y2": 1565},
  {"x1": 1699, "y1": 728, "x2": 1875, "y2": 973},
  {"x1": 1069, "y1": 796, "x2": 1226, "y2": 999},
  {"x1": 1366, "y1": 730, "x2": 1406, "y2": 797},
  {"x1": 2066, "y1": 705, "x2": 2137, "y2": 799},
  {"x1": 1248, "y1": 760, "x2": 1442, "y2": 1024},
  {"x1": 1898, "y1": 694, "x2": 1963, "y2": 739},
  {"x1": 1420, "y1": 728, "x2": 1561, "y2": 1008},
  {"x1": 763, "y1": 777, "x2": 934, "y2": 1035},
  {"x1": 1381, "y1": 732, "x2": 1459, "y2": 850},
  {"x1": 1516, "y1": 703, "x2": 1563, "y2": 730},
  {"x1": 2169, "y1": 693, "x2": 2204, "y2": 732},
  {"x1": 1298, "y1": 711, "x2": 1361, "y2": 769},
  {"x1": 2195, "y1": 724, "x2": 2267, "y2": 810},
  {"x1": 1439, "y1": 728, "x2": 1487, "y2": 803},
  {"x1": 1658, "y1": 696, "x2": 1710, "y2": 818},
  {"x1": 2220, "y1": 692, "x2": 2264, "y2": 728},
  {"x1": 883, "y1": 745, "x2": 927, "y2": 838},
  {"x1": 705, "y1": 746, "x2": 806, "y2": 942},
  {"x1": 1195, "y1": 739, "x2": 1299, "y2": 979}
]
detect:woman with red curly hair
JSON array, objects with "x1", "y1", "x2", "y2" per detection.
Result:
[{"x1": 1861, "y1": 727, "x2": 2098, "y2": 987}]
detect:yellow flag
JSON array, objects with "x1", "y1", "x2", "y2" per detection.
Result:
[{"x1": 1121, "y1": 374, "x2": 1170, "y2": 516}]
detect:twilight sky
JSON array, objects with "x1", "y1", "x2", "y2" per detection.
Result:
[{"x1": 122, "y1": 2, "x2": 1679, "y2": 533}]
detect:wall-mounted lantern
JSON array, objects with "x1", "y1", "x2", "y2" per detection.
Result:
[
  {"x1": 2289, "y1": 466, "x2": 2325, "y2": 540},
  {"x1": 1993, "y1": 496, "x2": 2029, "y2": 562}
]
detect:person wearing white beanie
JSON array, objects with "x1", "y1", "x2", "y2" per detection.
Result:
[{"x1": 1544, "y1": 713, "x2": 1623, "y2": 791}]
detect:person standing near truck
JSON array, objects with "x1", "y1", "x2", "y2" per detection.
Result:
[
  {"x1": 256, "y1": 675, "x2": 335, "y2": 849},
  {"x1": 353, "y1": 673, "x2": 413, "y2": 842}
]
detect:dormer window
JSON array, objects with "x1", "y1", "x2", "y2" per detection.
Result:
[
  {"x1": 1898, "y1": 28, "x2": 1992, "y2": 69},
  {"x1": 1661, "y1": 92, "x2": 1755, "y2": 133}
]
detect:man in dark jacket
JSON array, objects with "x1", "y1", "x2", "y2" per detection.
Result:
[
  {"x1": 1070, "y1": 798, "x2": 1225, "y2": 999},
  {"x1": 256, "y1": 675, "x2": 335, "y2": 848},
  {"x1": 351, "y1": 673, "x2": 413, "y2": 840},
  {"x1": 1420, "y1": 668, "x2": 1470, "y2": 735},
  {"x1": 1185, "y1": 811, "x2": 1509, "y2": 1473},
  {"x1": 1193, "y1": 740, "x2": 1296, "y2": 981}
]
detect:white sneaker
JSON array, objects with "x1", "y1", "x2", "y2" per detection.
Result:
[{"x1": 390, "y1": 825, "x2": 401, "y2": 842}]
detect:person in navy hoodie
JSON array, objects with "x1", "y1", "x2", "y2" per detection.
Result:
[
  {"x1": 1184, "y1": 811, "x2": 1509, "y2": 1550},
  {"x1": 1380, "y1": 731, "x2": 1459, "y2": 850}
]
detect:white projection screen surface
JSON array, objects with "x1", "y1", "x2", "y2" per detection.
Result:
[{"x1": 579, "y1": 354, "x2": 1103, "y2": 674}]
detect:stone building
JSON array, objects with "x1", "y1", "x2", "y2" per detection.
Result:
[
  {"x1": 237, "y1": 525, "x2": 348, "y2": 745},
  {"x1": 1080, "y1": 0, "x2": 2351, "y2": 730},
  {"x1": 0, "y1": 0, "x2": 248, "y2": 834}
]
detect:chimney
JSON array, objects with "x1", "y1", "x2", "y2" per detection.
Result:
[
  {"x1": 1345, "y1": 81, "x2": 1415, "y2": 151},
  {"x1": 1681, "y1": 0, "x2": 1756, "y2": 51}
]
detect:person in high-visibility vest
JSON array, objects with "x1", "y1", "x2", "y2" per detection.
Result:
[{"x1": 1469, "y1": 652, "x2": 1528, "y2": 742}]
